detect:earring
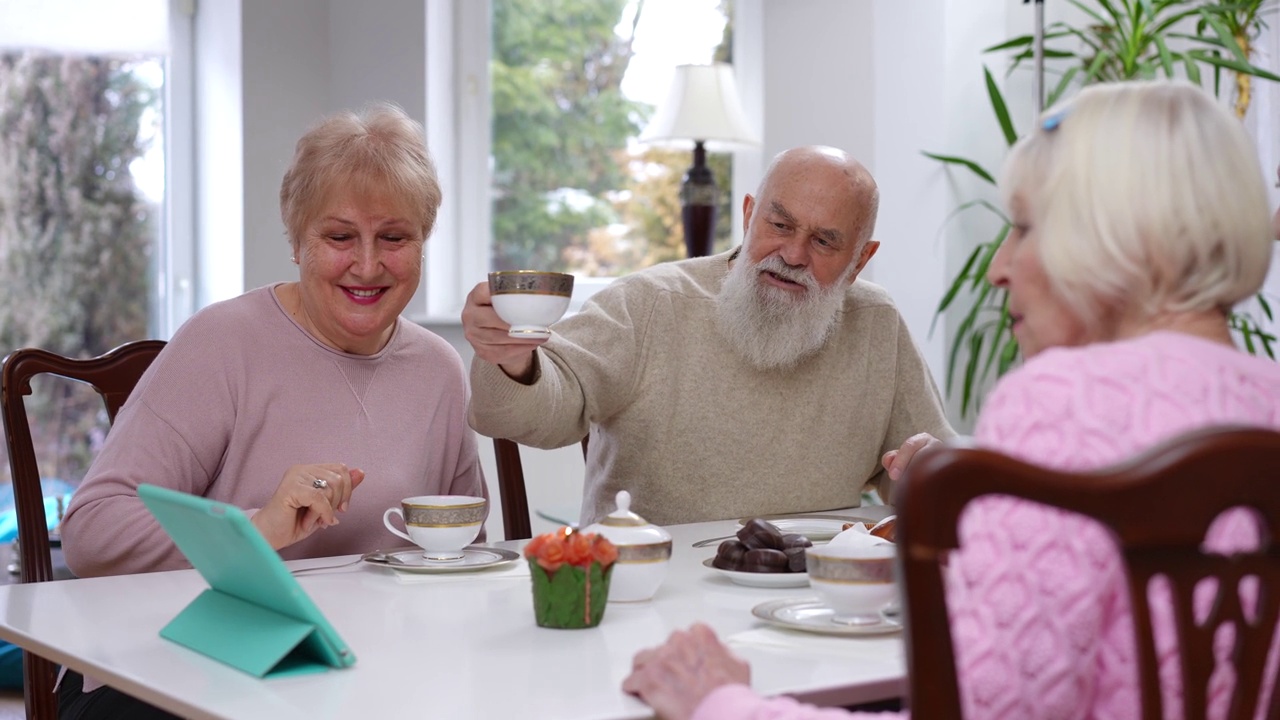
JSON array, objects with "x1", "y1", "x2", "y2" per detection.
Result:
[{"x1": 290, "y1": 255, "x2": 297, "y2": 263}]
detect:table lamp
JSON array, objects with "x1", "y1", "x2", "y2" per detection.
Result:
[{"x1": 639, "y1": 63, "x2": 759, "y2": 258}]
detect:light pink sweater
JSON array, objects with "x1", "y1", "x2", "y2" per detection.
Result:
[
  {"x1": 694, "y1": 331, "x2": 1280, "y2": 720},
  {"x1": 61, "y1": 285, "x2": 487, "y2": 576}
]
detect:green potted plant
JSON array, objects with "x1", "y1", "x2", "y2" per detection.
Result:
[{"x1": 929, "y1": 0, "x2": 1279, "y2": 418}]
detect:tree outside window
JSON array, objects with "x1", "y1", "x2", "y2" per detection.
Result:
[{"x1": 0, "y1": 49, "x2": 163, "y2": 516}]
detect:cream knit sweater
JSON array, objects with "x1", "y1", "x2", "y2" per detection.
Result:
[{"x1": 469, "y1": 252, "x2": 953, "y2": 525}]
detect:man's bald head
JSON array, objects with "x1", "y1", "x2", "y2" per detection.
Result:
[{"x1": 755, "y1": 146, "x2": 880, "y2": 246}]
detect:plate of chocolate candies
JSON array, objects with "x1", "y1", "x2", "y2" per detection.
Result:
[{"x1": 704, "y1": 518, "x2": 814, "y2": 588}]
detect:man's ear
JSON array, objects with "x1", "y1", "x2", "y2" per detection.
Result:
[
  {"x1": 741, "y1": 194, "x2": 756, "y2": 235},
  {"x1": 846, "y1": 239, "x2": 880, "y2": 282}
]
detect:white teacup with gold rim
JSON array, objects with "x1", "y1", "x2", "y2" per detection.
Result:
[
  {"x1": 582, "y1": 490, "x2": 672, "y2": 602},
  {"x1": 383, "y1": 495, "x2": 486, "y2": 561},
  {"x1": 488, "y1": 270, "x2": 574, "y2": 339},
  {"x1": 805, "y1": 540, "x2": 898, "y2": 626}
]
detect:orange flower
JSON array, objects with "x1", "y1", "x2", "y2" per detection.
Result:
[
  {"x1": 523, "y1": 526, "x2": 617, "y2": 574},
  {"x1": 564, "y1": 530, "x2": 594, "y2": 566},
  {"x1": 523, "y1": 534, "x2": 547, "y2": 558},
  {"x1": 534, "y1": 534, "x2": 567, "y2": 572},
  {"x1": 591, "y1": 534, "x2": 618, "y2": 566}
]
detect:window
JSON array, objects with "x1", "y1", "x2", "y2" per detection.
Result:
[
  {"x1": 423, "y1": 0, "x2": 743, "y2": 318},
  {"x1": 490, "y1": 0, "x2": 734, "y2": 277},
  {"x1": 0, "y1": 0, "x2": 191, "y2": 517}
]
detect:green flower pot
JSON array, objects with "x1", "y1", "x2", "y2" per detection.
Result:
[{"x1": 529, "y1": 560, "x2": 613, "y2": 629}]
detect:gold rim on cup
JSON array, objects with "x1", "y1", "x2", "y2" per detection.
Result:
[
  {"x1": 805, "y1": 552, "x2": 896, "y2": 583},
  {"x1": 403, "y1": 500, "x2": 487, "y2": 527},
  {"x1": 488, "y1": 270, "x2": 574, "y2": 297}
]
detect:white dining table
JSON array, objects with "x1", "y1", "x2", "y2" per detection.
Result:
[{"x1": 0, "y1": 508, "x2": 903, "y2": 720}]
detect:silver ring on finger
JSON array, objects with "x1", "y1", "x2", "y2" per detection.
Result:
[{"x1": 312, "y1": 477, "x2": 329, "y2": 490}]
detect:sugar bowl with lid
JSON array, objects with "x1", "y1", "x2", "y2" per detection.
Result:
[{"x1": 581, "y1": 490, "x2": 673, "y2": 602}]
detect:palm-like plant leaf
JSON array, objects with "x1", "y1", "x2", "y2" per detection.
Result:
[
  {"x1": 921, "y1": 153, "x2": 996, "y2": 185},
  {"x1": 983, "y1": 67, "x2": 1018, "y2": 146}
]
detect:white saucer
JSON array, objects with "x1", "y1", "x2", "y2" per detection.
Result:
[
  {"x1": 751, "y1": 597, "x2": 902, "y2": 636},
  {"x1": 367, "y1": 547, "x2": 520, "y2": 574},
  {"x1": 736, "y1": 515, "x2": 870, "y2": 542},
  {"x1": 702, "y1": 558, "x2": 809, "y2": 588}
]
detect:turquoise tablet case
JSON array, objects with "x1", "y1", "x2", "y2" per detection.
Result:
[{"x1": 137, "y1": 484, "x2": 356, "y2": 677}]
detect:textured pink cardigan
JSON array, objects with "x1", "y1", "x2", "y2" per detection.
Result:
[{"x1": 694, "y1": 331, "x2": 1280, "y2": 720}]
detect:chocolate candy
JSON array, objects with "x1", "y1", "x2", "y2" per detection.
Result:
[
  {"x1": 712, "y1": 539, "x2": 749, "y2": 570},
  {"x1": 740, "y1": 548, "x2": 789, "y2": 573},
  {"x1": 714, "y1": 520, "x2": 814, "y2": 573},
  {"x1": 737, "y1": 518, "x2": 784, "y2": 550},
  {"x1": 783, "y1": 545, "x2": 808, "y2": 573},
  {"x1": 780, "y1": 533, "x2": 812, "y2": 550}
]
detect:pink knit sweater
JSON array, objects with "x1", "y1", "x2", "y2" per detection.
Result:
[{"x1": 693, "y1": 331, "x2": 1280, "y2": 720}]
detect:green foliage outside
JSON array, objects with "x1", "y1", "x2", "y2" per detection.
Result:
[
  {"x1": 491, "y1": 0, "x2": 734, "y2": 275},
  {"x1": 930, "y1": 0, "x2": 1280, "y2": 418},
  {"x1": 0, "y1": 53, "x2": 157, "y2": 485}
]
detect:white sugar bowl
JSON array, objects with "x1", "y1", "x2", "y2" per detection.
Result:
[{"x1": 583, "y1": 491, "x2": 673, "y2": 602}]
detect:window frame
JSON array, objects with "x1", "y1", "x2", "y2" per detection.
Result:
[{"x1": 158, "y1": 0, "x2": 196, "y2": 339}]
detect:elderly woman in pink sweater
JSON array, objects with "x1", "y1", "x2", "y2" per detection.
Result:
[
  {"x1": 623, "y1": 81, "x2": 1280, "y2": 720},
  {"x1": 56, "y1": 104, "x2": 487, "y2": 719}
]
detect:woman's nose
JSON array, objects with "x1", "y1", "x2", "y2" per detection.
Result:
[
  {"x1": 987, "y1": 238, "x2": 1011, "y2": 287},
  {"x1": 352, "y1": 238, "x2": 382, "y2": 273}
]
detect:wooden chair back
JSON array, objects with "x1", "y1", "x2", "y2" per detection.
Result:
[
  {"x1": 0, "y1": 339, "x2": 165, "y2": 720},
  {"x1": 492, "y1": 436, "x2": 588, "y2": 540},
  {"x1": 896, "y1": 426, "x2": 1280, "y2": 720}
]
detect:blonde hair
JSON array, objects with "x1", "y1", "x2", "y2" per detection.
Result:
[
  {"x1": 1000, "y1": 81, "x2": 1273, "y2": 329},
  {"x1": 279, "y1": 102, "x2": 441, "y2": 248}
]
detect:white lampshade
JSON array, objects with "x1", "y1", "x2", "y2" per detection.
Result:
[{"x1": 639, "y1": 63, "x2": 759, "y2": 150}]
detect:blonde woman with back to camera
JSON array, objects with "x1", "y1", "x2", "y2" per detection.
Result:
[{"x1": 623, "y1": 81, "x2": 1280, "y2": 720}]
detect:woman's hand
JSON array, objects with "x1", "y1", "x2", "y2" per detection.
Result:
[
  {"x1": 461, "y1": 281, "x2": 546, "y2": 382},
  {"x1": 622, "y1": 624, "x2": 750, "y2": 720},
  {"x1": 251, "y1": 463, "x2": 365, "y2": 550}
]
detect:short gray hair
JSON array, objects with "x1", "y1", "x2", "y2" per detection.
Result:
[{"x1": 279, "y1": 102, "x2": 441, "y2": 248}]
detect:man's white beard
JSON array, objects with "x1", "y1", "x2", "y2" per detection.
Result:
[{"x1": 715, "y1": 253, "x2": 852, "y2": 370}]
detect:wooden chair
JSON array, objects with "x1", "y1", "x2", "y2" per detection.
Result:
[
  {"x1": 895, "y1": 426, "x2": 1280, "y2": 720},
  {"x1": 492, "y1": 436, "x2": 588, "y2": 540},
  {"x1": 0, "y1": 339, "x2": 166, "y2": 720}
]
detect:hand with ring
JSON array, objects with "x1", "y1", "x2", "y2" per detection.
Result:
[{"x1": 252, "y1": 463, "x2": 366, "y2": 550}]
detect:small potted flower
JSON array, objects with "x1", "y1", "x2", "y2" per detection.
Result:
[{"x1": 524, "y1": 526, "x2": 618, "y2": 629}]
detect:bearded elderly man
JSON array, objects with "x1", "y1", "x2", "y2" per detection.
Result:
[{"x1": 462, "y1": 145, "x2": 955, "y2": 526}]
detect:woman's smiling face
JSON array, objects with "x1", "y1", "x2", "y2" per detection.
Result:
[{"x1": 292, "y1": 189, "x2": 425, "y2": 355}]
